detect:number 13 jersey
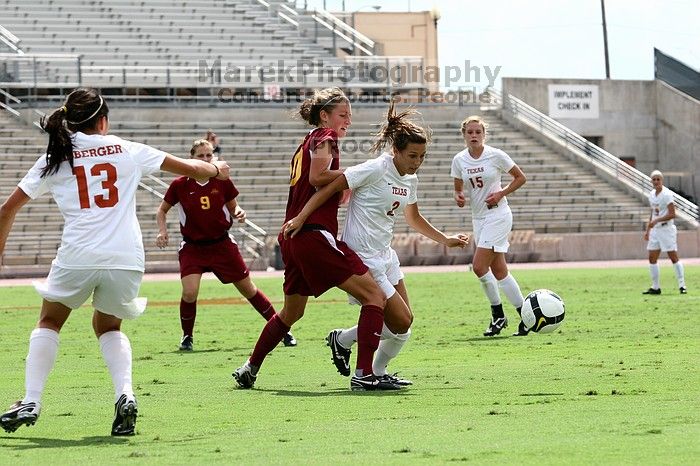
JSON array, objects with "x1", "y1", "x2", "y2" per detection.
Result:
[{"x1": 18, "y1": 132, "x2": 166, "y2": 271}]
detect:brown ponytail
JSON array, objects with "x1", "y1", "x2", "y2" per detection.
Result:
[
  {"x1": 40, "y1": 88, "x2": 109, "y2": 177},
  {"x1": 296, "y1": 87, "x2": 348, "y2": 126},
  {"x1": 370, "y1": 100, "x2": 431, "y2": 154}
]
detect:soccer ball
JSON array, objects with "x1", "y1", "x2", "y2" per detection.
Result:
[{"x1": 520, "y1": 289, "x2": 565, "y2": 333}]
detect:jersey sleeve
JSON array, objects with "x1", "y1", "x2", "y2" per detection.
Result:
[
  {"x1": 17, "y1": 155, "x2": 51, "y2": 199},
  {"x1": 661, "y1": 189, "x2": 674, "y2": 208},
  {"x1": 344, "y1": 157, "x2": 387, "y2": 191},
  {"x1": 495, "y1": 149, "x2": 516, "y2": 173},
  {"x1": 225, "y1": 179, "x2": 239, "y2": 202},
  {"x1": 408, "y1": 177, "x2": 419, "y2": 204},
  {"x1": 450, "y1": 154, "x2": 462, "y2": 179},
  {"x1": 163, "y1": 178, "x2": 182, "y2": 206},
  {"x1": 309, "y1": 128, "x2": 338, "y2": 152},
  {"x1": 127, "y1": 140, "x2": 168, "y2": 175}
]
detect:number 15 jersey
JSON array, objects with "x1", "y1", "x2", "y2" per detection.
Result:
[
  {"x1": 18, "y1": 132, "x2": 166, "y2": 271},
  {"x1": 450, "y1": 144, "x2": 515, "y2": 219}
]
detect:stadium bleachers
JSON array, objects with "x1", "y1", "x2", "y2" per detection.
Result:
[{"x1": 0, "y1": 105, "x2": 669, "y2": 276}]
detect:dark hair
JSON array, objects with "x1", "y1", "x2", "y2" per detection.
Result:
[
  {"x1": 370, "y1": 100, "x2": 431, "y2": 154},
  {"x1": 297, "y1": 87, "x2": 348, "y2": 126},
  {"x1": 40, "y1": 88, "x2": 109, "y2": 177}
]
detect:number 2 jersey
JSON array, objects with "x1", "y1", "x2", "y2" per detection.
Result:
[
  {"x1": 284, "y1": 127, "x2": 341, "y2": 236},
  {"x1": 18, "y1": 131, "x2": 167, "y2": 271},
  {"x1": 450, "y1": 144, "x2": 515, "y2": 219},
  {"x1": 342, "y1": 152, "x2": 418, "y2": 256}
]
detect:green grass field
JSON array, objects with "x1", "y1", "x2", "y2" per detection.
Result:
[{"x1": 0, "y1": 266, "x2": 698, "y2": 465}]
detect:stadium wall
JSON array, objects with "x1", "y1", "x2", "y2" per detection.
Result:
[{"x1": 502, "y1": 77, "x2": 700, "y2": 202}]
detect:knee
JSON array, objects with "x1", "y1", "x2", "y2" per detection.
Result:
[
  {"x1": 279, "y1": 306, "x2": 304, "y2": 326},
  {"x1": 473, "y1": 265, "x2": 489, "y2": 278},
  {"x1": 181, "y1": 290, "x2": 198, "y2": 302},
  {"x1": 396, "y1": 314, "x2": 413, "y2": 334},
  {"x1": 37, "y1": 318, "x2": 63, "y2": 333}
]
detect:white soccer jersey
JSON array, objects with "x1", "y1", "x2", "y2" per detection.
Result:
[
  {"x1": 342, "y1": 153, "x2": 418, "y2": 255},
  {"x1": 648, "y1": 186, "x2": 675, "y2": 227},
  {"x1": 18, "y1": 132, "x2": 167, "y2": 271},
  {"x1": 450, "y1": 144, "x2": 515, "y2": 219}
]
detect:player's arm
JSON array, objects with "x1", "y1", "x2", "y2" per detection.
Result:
[
  {"x1": 404, "y1": 203, "x2": 468, "y2": 248},
  {"x1": 649, "y1": 202, "x2": 676, "y2": 228},
  {"x1": 226, "y1": 199, "x2": 246, "y2": 223},
  {"x1": 0, "y1": 188, "x2": 31, "y2": 261},
  {"x1": 155, "y1": 200, "x2": 172, "y2": 248},
  {"x1": 282, "y1": 174, "x2": 349, "y2": 238},
  {"x1": 309, "y1": 141, "x2": 344, "y2": 187},
  {"x1": 453, "y1": 178, "x2": 466, "y2": 208},
  {"x1": 486, "y1": 165, "x2": 526, "y2": 207},
  {"x1": 160, "y1": 153, "x2": 229, "y2": 181}
]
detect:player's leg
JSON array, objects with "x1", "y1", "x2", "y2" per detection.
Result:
[
  {"x1": 233, "y1": 293, "x2": 307, "y2": 389},
  {"x1": 233, "y1": 275, "x2": 297, "y2": 347},
  {"x1": 491, "y1": 254, "x2": 527, "y2": 336},
  {"x1": 474, "y1": 247, "x2": 507, "y2": 336},
  {"x1": 373, "y1": 280, "x2": 413, "y2": 385},
  {"x1": 179, "y1": 273, "x2": 201, "y2": 350},
  {"x1": 664, "y1": 228, "x2": 686, "y2": 293},
  {"x1": 644, "y1": 249, "x2": 662, "y2": 294},
  {"x1": 1, "y1": 299, "x2": 69, "y2": 434},
  {"x1": 92, "y1": 269, "x2": 144, "y2": 436}
]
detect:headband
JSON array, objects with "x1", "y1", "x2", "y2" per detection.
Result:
[{"x1": 66, "y1": 96, "x2": 104, "y2": 125}]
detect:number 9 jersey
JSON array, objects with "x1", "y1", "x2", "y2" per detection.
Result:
[
  {"x1": 450, "y1": 144, "x2": 515, "y2": 219},
  {"x1": 18, "y1": 132, "x2": 166, "y2": 271}
]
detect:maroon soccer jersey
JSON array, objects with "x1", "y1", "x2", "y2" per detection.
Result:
[
  {"x1": 284, "y1": 127, "x2": 341, "y2": 235},
  {"x1": 164, "y1": 177, "x2": 239, "y2": 242}
]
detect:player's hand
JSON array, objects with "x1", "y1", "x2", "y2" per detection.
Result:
[
  {"x1": 156, "y1": 232, "x2": 169, "y2": 248},
  {"x1": 643, "y1": 231, "x2": 649, "y2": 241},
  {"x1": 281, "y1": 216, "x2": 305, "y2": 239},
  {"x1": 485, "y1": 190, "x2": 503, "y2": 208},
  {"x1": 213, "y1": 160, "x2": 229, "y2": 180},
  {"x1": 454, "y1": 191, "x2": 466, "y2": 208},
  {"x1": 446, "y1": 233, "x2": 469, "y2": 248},
  {"x1": 234, "y1": 208, "x2": 246, "y2": 223}
]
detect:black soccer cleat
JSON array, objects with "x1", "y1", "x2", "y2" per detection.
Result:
[
  {"x1": 642, "y1": 288, "x2": 661, "y2": 295},
  {"x1": 179, "y1": 335, "x2": 193, "y2": 351},
  {"x1": 378, "y1": 373, "x2": 413, "y2": 386},
  {"x1": 326, "y1": 329, "x2": 352, "y2": 376},
  {"x1": 483, "y1": 317, "x2": 508, "y2": 336},
  {"x1": 111, "y1": 394, "x2": 137, "y2": 436},
  {"x1": 232, "y1": 363, "x2": 257, "y2": 389},
  {"x1": 282, "y1": 332, "x2": 297, "y2": 347},
  {"x1": 1, "y1": 401, "x2": 40, "y2": 433},
  {"x1": 679, "y1": 287, "x2": 687, "y2": 294},
  {"x1": 350, "y1": 374, "x2": 403, "y2": 391},
  {"x1": 512, "y1": 320, "x2": 530, "y2": 336}
]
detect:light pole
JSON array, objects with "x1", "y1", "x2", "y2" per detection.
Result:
[{"x1": 601, "y1": 0, "x2": 610, "y2": 79}]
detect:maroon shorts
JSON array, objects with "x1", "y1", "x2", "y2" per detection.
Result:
[
  {"x1": 280, "y1": 229, "x2": 368, "y2": 297},
  {"x1": 179, "y1": 238, "x2": 249, "y2": 284}
]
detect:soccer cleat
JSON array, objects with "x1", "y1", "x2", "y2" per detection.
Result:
[
  {"x1": 378, "y1": 373, "x2": 413, "y2": 386},
  {"x1": 0, "y1": 401, "x2": 41, "y2": 433},
  {"x1": 282, "y1": 332, "x2": 297, "y2": 347},
  {"x1": 232, "y1": 363, "x2": 257, "y2": 389},
  {"x1": 325, "y1": 329, "x2": 351, "y2": 377},
  {"x1": 642, "y1": 288, "x2": 661, "y2": 295},
  {"x1": 179, "y1": 335, "x2": 193, "y2": 351},
  {"x1": 512, "y1": 321, "x2": 530, "y2": 336},
  {"x1": 111, "y1": 394, "x2": 137, "y2": 436},
  {"x1": 679, "y1": 287, "x2": 687, "y2": 294},
  {"x1": 350, "y1": 374, "x2": 403, "y2": 391},
  {"x1": 483, "y1": 317, "x2": 508, "y2": 336}
]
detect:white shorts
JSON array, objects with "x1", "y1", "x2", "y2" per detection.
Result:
[
  {"x1": 473, "y1": 210, "x2": 513, "y2": 253},
  {"x1": 647, "y1": 224, "x2": 678, "y2": 252},
  {"x1": 348, "y1": 247, "x2": 404, "y2": 305},
  {"x1": 33, "y1": 266, "x2": 147, "y2": 320}
]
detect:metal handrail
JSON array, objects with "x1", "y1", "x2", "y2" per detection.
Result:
[
  {"x1": 312, "y1": 9, "x2": 375, "y2": 55},
  {"x1": 490, "y1": 88, "x2": 699, "y2": 226},
  {"x1": 0, "y1": 25, "x2": 23, "y2": 55}
]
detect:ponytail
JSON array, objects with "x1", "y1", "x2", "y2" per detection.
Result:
[
  {"x1": 39, "y1": 88, "x2": 108, "y2": 178},
  {"x1": 370, "y1": 100, "x2": 431, "y2": 154}
]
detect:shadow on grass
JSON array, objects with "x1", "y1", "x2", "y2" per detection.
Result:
[
  {"x1": 253, "y1": 388, "x2": 416, "y2": 398},
  {"x1": 0, "y1": 435, "x2": 128, "y2": 449}
]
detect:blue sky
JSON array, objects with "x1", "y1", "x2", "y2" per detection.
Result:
[{"x1": 298, "y1": 0, "x2": 699, "y2": 90}]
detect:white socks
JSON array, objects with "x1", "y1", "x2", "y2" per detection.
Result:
[
  {"x1": 23, "y1": 328, "x2": 60, "y2": 405},
  {"x1": 337, "y1": 326, "x2": 357, "y2": 349},
  {"x1": 478, "y1": 271, "x2": 501, "y2": 306},
  {"x1": 649, "y1": 263, "x2": 660, "y2": 289},
  {"x1": 373, "y1": 328, "x2": 411, "y2": 376},
  {"x1": 498, "y1": 273, "x2": 525, "y2": 308},
  {"x1": 99, "y1": 331, "x2": 134, "y2": 403},
  {"x1": 673, "y1": 262, "x2": 685, "y2": 288}
]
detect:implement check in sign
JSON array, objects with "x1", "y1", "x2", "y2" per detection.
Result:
[{"x1": 548, "y1": 84, "x2": 599, "y2": 119}]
